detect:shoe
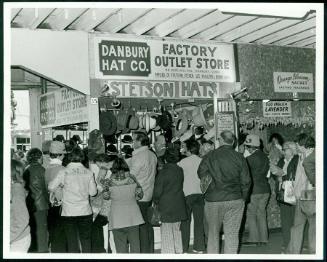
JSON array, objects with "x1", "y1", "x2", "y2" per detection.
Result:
[{"x1": 242, "y1": 241, "x2": 259, "y2": 246}]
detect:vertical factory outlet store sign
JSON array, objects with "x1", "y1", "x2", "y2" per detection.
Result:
[
  {"x1": 93, "y1": 36, "x2": 236, "y2": 82},
  {"x1": 39, "y1": 87, "x2": 88, "y2": 128}
]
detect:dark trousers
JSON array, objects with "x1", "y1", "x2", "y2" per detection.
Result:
[
  {"x1": 91, "y1": 214, "x2": 108, "y2": 253},
  {"x1": 29, "y1": 210, "x2": 48, "y2": 253},
  {"x1": 137, "y1": 201, "x2": 154, "y2": 253},
  {"x1": 62, "y1": 214, "x2": 93, "y2": 253},
  {"x1": 279, "y1": 202, "x2": 296, "y2": 249},
  {"x1": 112, "y1": 226, "x2": 140, "y2": 253},
  {"x1": 48, "y1": 206, "x2": 67, "y2": 252},
  {"x1": 181, "y1": 194, "x2": 206, "y2": 252}
]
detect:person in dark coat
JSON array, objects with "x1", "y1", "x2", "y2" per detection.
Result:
[
  {"x1": 242, "y1": 134, "x2": 270, "y2": 246},
  {"x1": 23, "y1": 148, "x2": 49, "y2": 252},
  {"x1": 153, "y1": 143, "x2": 187, "y2": 253}
]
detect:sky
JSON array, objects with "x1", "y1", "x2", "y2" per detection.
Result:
[{"x1": 13, "y1": 90, "x2": 30, "y2": 130}]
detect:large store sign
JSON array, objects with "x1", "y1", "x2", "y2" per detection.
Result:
[
  {"x1": 97, "y1": 80, "x2": 218, "y2": 99},
  {"x1": 94, "y1": 37, "x2": 236, "y2": 82},
  {"x1": 263, "y1": 101, "x2": 292, "y2": 117},
  {"x1": 273, "y1": 72, "x2": 314, "y2": 93},
  {"x1": 39, "y1": 88, "x2": 88, "y2": 128}
]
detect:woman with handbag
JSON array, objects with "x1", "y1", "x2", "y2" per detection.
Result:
[
  {"x1": 102, "y1": 157, "x2": 144, "y2": 253},
  {"x1": 153, "y1": 144, "x2": 187, "y2": 254},
  {"x1": 269, "y1": 141, "x2": 299, "y2": 253}
]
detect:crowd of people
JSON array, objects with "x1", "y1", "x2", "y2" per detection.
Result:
[{"x1": 10, "y1": 129, "x2": 315, "y2": 254}]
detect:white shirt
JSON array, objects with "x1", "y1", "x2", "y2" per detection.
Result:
[
  {"x1": 178, "y1": 154, "x2": 202, "y2": 196},
  {"x1": 129, "y1": 146, "x2": 157, "y2": 202},
  {"x1": 49, "y1": 162, "x2": 97, "y2": 216}
]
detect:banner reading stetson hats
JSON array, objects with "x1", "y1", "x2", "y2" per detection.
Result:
[{"x1": 93, "y1": 36, "x2": 236, "y2": 83}]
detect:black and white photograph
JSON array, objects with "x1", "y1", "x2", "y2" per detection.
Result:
[{"x1": 3, "y1": 2, "x2": 324, "y2": 260}]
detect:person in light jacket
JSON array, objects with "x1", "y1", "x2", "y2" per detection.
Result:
[{"x1": 48, "y1": 147, "x2": 97, "y2": 253}]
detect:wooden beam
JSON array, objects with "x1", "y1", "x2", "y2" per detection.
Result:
[
  {"x1": 289, "y1": 35, "x2": 316, "y2": 47},
  {"x1": 273, "y1": 28, "x2": 315, "y2": 46}
]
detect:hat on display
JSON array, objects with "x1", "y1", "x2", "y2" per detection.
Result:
[
  {"x1": 88, "y1": 129, "x2": 105, "y2": 154},
  {"x1": 180, "y1": 129, "x2": 193, "y2": 142},
  {"x1": 204, "y1": 127, "x2": 215, "y2": 141},
  {"x1": 116, "y1": 110, "x2": 129, "y2": 132},
  {"x1": 121, "y1": 144, "x2": 132, "y2": 154},
  {"x1": 106, "y1": 144, "x2": 118, "y2": 155},
  {"x1": 157, "y1": 109, "x2": 173, "y2": 131},
  {"x1": 110, "y1": 97, "x2": 121, "y2": 108},
  {"x1": 99, "y1": 111, "x2": 117, "y2": 136},
  {"x1": 50, "y1": 141, "x2": 66, "y2": 154},
  {"x1": 244, "y1": 134, "x2": 260, "y2": 147},
  {"x1": 194, "y1": 126, "x2": 205, "y2": 140},
  {"x1": 175, "y1": 109, "x2": 189, "y2": 137},
  {"x1": 42, "y1": 140, "x2": 52, "y2": 153},
  {"x1": 129, "y1": 115, "x2": 139, "y2": 130},
  {"x1": 192, "y1": 106, "x2": 207, "y2": 127},
  {"x1": 149, "y1": 116, "x2": 158, "y2": 131},
  {"x1": 122, "y1": 135, "x2": 133, "y2": 144}
]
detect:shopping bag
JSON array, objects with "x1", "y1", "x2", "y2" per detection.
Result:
[
  {"x1": 200, "y1": 174, "x2": 212, "y2": 194},
  {"x1": 283, "y1": 180, "x2": 296, "y2": 205},
  {"x1": 147, "y1": 204, "x2": 161, "y2": 227}
]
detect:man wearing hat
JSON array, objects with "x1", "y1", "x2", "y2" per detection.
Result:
[
  {"x1": 197, "y1": 130, "x2": 251, "y2": 254},
  {"x1": 44, "y1": 141, "x2": 67, "y2": 252},
  {"x1": 242, "y1": 134, "x2": 270, "y2": 246}
]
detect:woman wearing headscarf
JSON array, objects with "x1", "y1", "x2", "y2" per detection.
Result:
[{"x1": 153, "y1": 143, "x2": 187, "y2": 253}]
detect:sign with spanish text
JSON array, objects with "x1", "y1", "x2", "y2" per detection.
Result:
[
  {"x1": 273, "y1": 72, "x2": 314, "y2": 93},
  {"x1": 94, "y1": 36, "x2": 236, "y2": 82},
  {"x1": 94, "y1": 80, "x2": 218, "y2": 99},
  {"x1": 263, "y1": 101, "x2": 292, "y2": 117},
  {"x1": 39, "y1": 88, "x2": 88, "y2": 128}
]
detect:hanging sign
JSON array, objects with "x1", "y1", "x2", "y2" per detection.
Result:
[
  {"x1": 216, "y1": 112, "x2": 236, "y2": 137},
  {"x1": 273, "y1": 72, "x2": 314, "y2": 93},
  {"x1": 95, "y1": 80, "x2": 218, "y2": 99},
  {"x1": 263, "y1": 101, "x2": 292, "y2": 117},
  {"x1": 94, "y1": 37, "x2": 236, "y2": 82},
  {"x1": 39, "y1": 88, "x2": 88, "y2": 128}
]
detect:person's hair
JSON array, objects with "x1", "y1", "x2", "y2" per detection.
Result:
[
  {"x1": 65, "y1": 140, "x2": 77, "y2": 153},
  {"x1": 95, "y1": 153, "x2": 118, "y2": 163},
  {"x1": 49, "y1": 153, "x2": 63, "y2": 159},
  {"x1": 164, "y1": 143, "x2": 180, "y2": 163},
  {"x1": 269, "y1": 133, "x2": 284, "y2": 146},
  {"x1": 185, "y1": 139, "x2": 200, "y2": 155},
  {"x1": 295, "y1": 133, "x2": 315, "y2": 148},
  {"x1": 111, "y1": 157, "x2": 130, "y2": 174},
  {"x1": 70, "y1": 147, "x2": 85, "y2": 163},
  {"x1": 17, "y1": 150, "x2": 25, "y2": 159},
  {"x1": 283, "y1": 141, "x2": 297, "y2": 155},
  {"x1": 26, "y1": 148, "x2": 43, "y2": 164},
  {"x1": 54, "y1": 135, "x2": 65, "y2": 142},
  {"x1": 220, "y1": 130, "x2": 235, "y2": 145},
  {"x1": 238, "y1": 133, "x2": 248, "y2": 146},
  {"x1": 133, "y1": 132, "x2": 150, "y2": 146},
  {"x1": 11, "y1": 159, "x2": 25, "y2": 183}
]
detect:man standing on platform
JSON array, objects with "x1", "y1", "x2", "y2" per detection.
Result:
[
  {"x1": 130, "y1": 132, "x2": 158, "y2": 253},
  {"x1": 198, "y1": 130, "x2": 251, "y2": 254}
]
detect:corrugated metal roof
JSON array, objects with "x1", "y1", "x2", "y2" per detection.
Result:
[{"x1": 11, "y1": 8, "x2": 316, "y2": 48}]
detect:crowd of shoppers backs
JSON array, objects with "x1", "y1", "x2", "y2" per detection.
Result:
[{"x1": 10, "y1": 130, "x2": 315, "y2": 254}]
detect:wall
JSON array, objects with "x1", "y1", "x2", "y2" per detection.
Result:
[
  {"x1": 237, "y1": 44, "x2": 315, "y2": 100},
  {"x1": 11, "y1": 28, "x2": 90, "y2": 95}
]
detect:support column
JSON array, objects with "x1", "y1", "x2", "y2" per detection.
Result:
[
  {"x1": 29, "y1": 88, "x2": 43, "y2": 149},
  {"x1": 87, "y1": 95, "x2": 99, "y2": 132}
]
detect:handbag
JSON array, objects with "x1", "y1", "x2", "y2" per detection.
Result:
[
  {"x1": 147, "y1": 203, "x2": 161, "y2": 227},
  {"x1": 200, "y1": 174, "x2": 213, "y2": 194},
  {"x1": 276, "y1": 171, "x2": 296, "y2": 205}
]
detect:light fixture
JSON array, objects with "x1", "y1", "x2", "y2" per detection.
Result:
[
  {"x1": 263, "y1": 99, "x2": 270, "y2": 103},
  {"x1": 230, "y1": 87, "x2": 247, "y2": 100},
  {"x1": 292, "y1": 92, "x2": 300, "y2": 101}
]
